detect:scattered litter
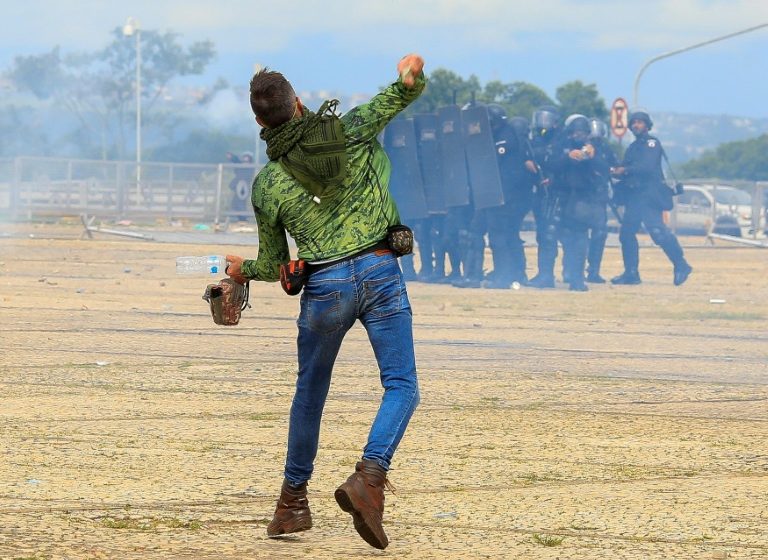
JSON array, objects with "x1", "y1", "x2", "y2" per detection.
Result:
[
  {"x1": 709, "y1": 299, "x2": 726, "y2": 304},
  {"x1": 76, "y1": 288, "x2": 85, "y2": 293},
  {"x1": 95, "y1": 361, "x2": 110, "y2": 367},
  {"x1": 116, "y1": 220, "x2": 133, "y2": 226},
  {"x1": 123, "y1": 268, "x2": 132, "y2": 273},
  {"x1": 29, "y1": 234, "x2": 35, "y2": 238},
  {"x1": 26, "y1": 479, "x2": 41, "y2": 485},
  {"x1": 434, "y1": 511, "x2": 457, "y2": 519},
  {"x1": 193, "y1": 224, "x2": 211, "y2": 231},
  {"x1": 38, "y1": 277, "x2": 46, "y2": 283},
  {"x1": 159, "y1": 281, "x2": 166, "y2": 287},
  {"x1": 511, "y1": 281, "x2": 521, "y2": 290}
]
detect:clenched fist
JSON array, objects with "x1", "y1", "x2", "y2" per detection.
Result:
[{"x1": 397, "y1": 54, "x2": 425, "y2": 88}]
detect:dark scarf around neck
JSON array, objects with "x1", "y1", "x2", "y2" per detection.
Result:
[{"x1": 261, "y1": 99, "x2": 347, "y2": 198}]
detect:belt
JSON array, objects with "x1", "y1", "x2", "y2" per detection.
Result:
[{"x1": 306, "y1": 240, "x2": 391, "y2": 274}]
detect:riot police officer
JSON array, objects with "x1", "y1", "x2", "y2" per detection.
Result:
[
  {"x1": 611, "y1": 111, "x2": 692, "y2": 286},
  {"x1": 528, "y1": 105, "x2": 562, "y2": 288},
  {"x1": 484, "y1": 105, "x2": 537, "y2": 288},
  {"x1": 453, "y1": 102, "x2": 492, "y2": 289},
  {"x1": 585, "y1": 118, "x2": 618, "y2": 283},
  {"x1": 228, "y1": 151, "x2": 256, "y2": 222},
  {"x1": 547, "y1": 115, "x2": 606, "y2": 291}
]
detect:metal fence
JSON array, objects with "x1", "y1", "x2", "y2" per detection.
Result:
[
  {"x1": 1, "y1": 157, "x2": 766, "y2": 241},
  {"x1": 0, "y1": 156, "x2": 262, "y2": 223}
]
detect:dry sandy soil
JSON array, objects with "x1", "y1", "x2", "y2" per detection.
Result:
[{"x1": 0, "y1": 222, "x2": 766, "y2": 560}]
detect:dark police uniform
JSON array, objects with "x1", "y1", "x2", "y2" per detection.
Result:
[
  {"x1": 586, "y1": 137, "x2": 618, "y2": 282},
  {"x1": 547, "y1": 133, "x2": 605, "y2": 291},
  {"x1": 486, "y1": 120, "x2": 536, "y2": 286},
  {"x1": 613, "y1": 129, "x2": 691, "y2": 285},
  {"x1": 529, "y1": 131, "x2": 560, "y2": 287}
]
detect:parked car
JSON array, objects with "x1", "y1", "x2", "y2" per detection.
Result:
[{"x1": 672, "y1": 184, "x2": 753, "y2": 237}]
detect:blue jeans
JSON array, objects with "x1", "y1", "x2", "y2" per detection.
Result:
[{"x1": 284, "y1": 250, "x2": 419, "y2": 485}]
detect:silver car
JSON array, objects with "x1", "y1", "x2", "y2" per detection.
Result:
[{"x1": 672, "y1": 184, "x2": 753, "y2": 236}]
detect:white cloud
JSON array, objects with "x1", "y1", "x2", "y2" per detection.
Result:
[{"x1": 2, "y1": 0, "x2": 767, "y2": 54}]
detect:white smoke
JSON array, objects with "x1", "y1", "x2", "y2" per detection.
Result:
[{"x1": 202, "y1": 88, "x2": 251, "y2": 130}]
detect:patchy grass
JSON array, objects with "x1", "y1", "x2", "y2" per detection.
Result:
[
  {"x1": 181, "y1": 441, "x2": 224, "y2": 452},
  {"x1": 532, "y1": 533, "x2": 564, "y2": 547},
  {"x1": 613, "y1": 465, "x2": 651, "y2": 480},
  {"x1": 665, "y1": 311, "x2": 765, "y2": 322},
  {"x1": 520, "y1": 473, "x2": 559, "y2": 485},
  {"x1": 98, "y1": 516, "x2": 203, "y2": 531},
  {"x1": 247, "y1": 412, "x2": 281, "y2": 422}
]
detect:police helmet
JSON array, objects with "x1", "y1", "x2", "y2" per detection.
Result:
[
  {"x1": 532, "y1": 105, "x2": 561, "y2": 134},
  {"x1": 628, "y1": 111, "x2": 653, "y2": 130},
  {"x1": 588, "y1": 118, "x2": 609, "y2": 140},
  {"x1": 565, "y1": 114, "x2": 590, "y2": 136},
  {"x1": 486, "y1": 104, "x2": 507, "y2": 129},
  {"x1": 508, "y1": 116, "x2": 530, "y2": 139},
  {"x1": 564, "y1": 113, "x2": 588, "y2": 129}
]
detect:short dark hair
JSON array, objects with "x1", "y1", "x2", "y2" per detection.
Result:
[{"x1": 249, "y1": 68, "x2": 296, "y2": 128}]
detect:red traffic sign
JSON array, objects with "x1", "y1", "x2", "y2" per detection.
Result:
[{"x1": 610, "y1": 97, "x2": 629, "y2": 138}]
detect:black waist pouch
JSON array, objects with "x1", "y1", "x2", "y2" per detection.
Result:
[{"x1": 387, "y1": 224, "x2": 414, "y2": 256}]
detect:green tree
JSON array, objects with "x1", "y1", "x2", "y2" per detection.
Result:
[
  {"x1": 480, "y1": 80, "x2": 554, "y2": 120},
  {"x1": 555, "y1": 80, "x2": 609, "y2": 120},
  {"x1": 406, "y1": 68, "x2": 482, "y2": 114},
  {"x1": 681, "y1": 134, "x2": 768, "y2": 181},
  {"x1": 6, "y1": 28, "x2": 215, "y2": 160}
]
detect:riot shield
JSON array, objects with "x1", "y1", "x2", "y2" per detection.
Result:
[
  {"x1": 383, "y1": 117, "x2": 429, "y2": 222},
  {"x1": 461, "y1": 105, "x2": 505, "y2": 210},
  {"x1": 413, "y1": 113, "x2": 446, "y2": 214},
  {"x1": 437, "y1": 105, "x2": 471, "y2": 208}
]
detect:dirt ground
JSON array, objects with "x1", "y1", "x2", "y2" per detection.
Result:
[{"x1": 1, "y1": 222, "x2": 766, "y2": 560}]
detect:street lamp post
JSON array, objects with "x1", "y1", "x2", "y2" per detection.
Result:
[
  {"x1": 123, "y1": 17, "x2": 142, "y2": 199},
  {"x1": 633, "y1": 22, "x2": 768, "y2": 108}
]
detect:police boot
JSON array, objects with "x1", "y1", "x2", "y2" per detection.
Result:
[
  {"x1": 334, "y1": 459, "x2": 391, "y2": 550},
  {"x1": 267, "y1": 480, "x2": 313, "y2": 537},
  {"x1": 569, "y1": 280, "x2": 589, "y2": 292},
  {"x1": 429, "y1": 254, "x2": 446, "y2": 282},
  {"x1": 528, "y1": 273, "x2": 555, "y2": 289},
  {"x1": 585, "y1": 272, "x2": 606, "y2": 284},
  {"x1": 610, "y1": 270, "x2": 642, "y2": 285},
  {"x1": 673, "y1": 261, "x2": 693, "y2": 286}
]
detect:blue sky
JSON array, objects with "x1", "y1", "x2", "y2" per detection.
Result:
[{"x1": 2, "y1": 0, "x2": 768, "y2": 118}]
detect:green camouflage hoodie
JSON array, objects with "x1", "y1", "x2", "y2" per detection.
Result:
[{"x1": 240, "y1": 73, "x2": 426, "y2": 282}]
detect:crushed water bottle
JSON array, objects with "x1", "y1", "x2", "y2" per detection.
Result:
[{"x1": 176, "y1": 255, "x2": 228, "y2": 275}]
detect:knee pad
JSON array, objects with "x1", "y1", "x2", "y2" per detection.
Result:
[{"x1": 648, "y1": 227, "x2": 669, "y2": 244}]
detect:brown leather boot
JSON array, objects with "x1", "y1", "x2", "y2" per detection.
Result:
[
  {"x1": 267, "y1": 479, "x2": 312, "y2": 537},
  {"x1": 334, "y1": 459, "x2": 391, "y2": 549}
]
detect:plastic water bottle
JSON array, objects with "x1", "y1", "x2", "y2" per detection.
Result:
[{"x1": 175, "y1": 255, "x2": 228, "y2": 275}]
